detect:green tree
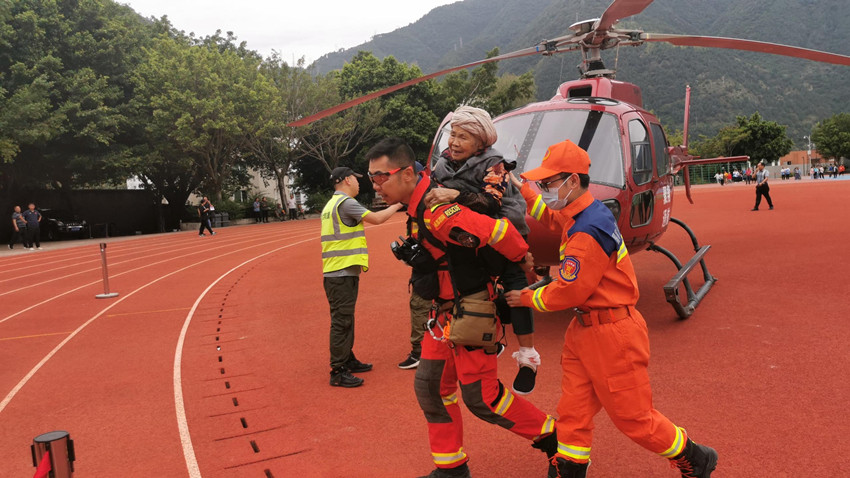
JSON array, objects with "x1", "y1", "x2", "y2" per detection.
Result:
[
  {"x1": 246, "y1": 54, "x2": 327, "y2": 204},
  {"x1": 439, "y1": 48, "x2": 536, "y2": 117},
  {"x1": 691, "y1": 113, "x2": 792, "y2": 163},
  {"x1": 338, "y1": 51, "x2": 439, "y2": 160},
  {"x1": 812, "y1": 113, "x2": 850, "y2": 160},
  {"x1": 734, "y1": 112, "x2": 793, "y2": 164},
  {"x1": 133, "y1": 31, "x2": 270, "y2": 201},
  {"x1": 0, "y1": 0, "x2": 154, "y2": 202}
]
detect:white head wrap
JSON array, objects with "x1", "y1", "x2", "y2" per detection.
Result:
[{"x1": 451, "y1": 105, "x2": 498, "y2": 148}]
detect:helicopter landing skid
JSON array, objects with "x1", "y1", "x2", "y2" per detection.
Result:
[{"x1": 646, "y1": 218, "x2": 717, "y2": 319}]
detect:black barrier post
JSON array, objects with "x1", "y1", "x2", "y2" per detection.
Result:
[
  {"x1": 31, "y1": 430, "x2": 75, "y2": 477},
  {"x1": 95, "y1": 243, "x2": 119, "y2": 299}
]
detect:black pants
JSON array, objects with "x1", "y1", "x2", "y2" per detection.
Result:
[
  {"x1": 9, "y1": 228, "x2": 28, "y2": 248},
  {"x1": 199, "y1": 216, "x2": 213, "y2": 234},
  {"x1": 755, "y1": 184, "x2": 773, "y2": 209},
  {"x1": 289, "y1": 208, "x2": 297, "y2": 220},
  {"x1": 497, "y1": 260, "x2": 534, "y2": 336},
  {"x1": 323, "y1": 275, "x2": 359, "y2": 370},
  {"x1": 25, "y1": 226, "x2": 40, "y2": 248}
]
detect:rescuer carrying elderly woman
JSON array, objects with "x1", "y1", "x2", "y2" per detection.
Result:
[{"x1": 423, "y1": 105, "x2": 541, "y2": 395}]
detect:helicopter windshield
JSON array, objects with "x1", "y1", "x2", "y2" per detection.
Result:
[
  {"x1": 432, "y1": 109, "x2": 625, "y2": 189},
  {"x1": 494, "y1": 110, "x2": 625, "y2": 189}
]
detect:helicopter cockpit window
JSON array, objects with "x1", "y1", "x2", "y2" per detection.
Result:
[
  {"x1": 650, "y1": 123, "x2": 670, "y2": 176},
  {"x1": 493, "y1": 110, "x2": 625, "y2": 189},
  {"x1": 629, "y1": 119, "x2": 652, "y2": 185}
]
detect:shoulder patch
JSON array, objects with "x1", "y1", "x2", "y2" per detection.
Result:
[
  {"x1": 433, "y1": 204, "x2": 461, "y2": 230},
  {"x1": 443, "y1": 204, "x2": 461, "y2": 217},
  {"x1": 559, "y1": 256, "x2": 581, "y2": 282}
]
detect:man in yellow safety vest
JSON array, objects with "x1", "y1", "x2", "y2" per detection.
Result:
[{"x1": 322, "y1": 166, "x2": 403, "y2": 387}]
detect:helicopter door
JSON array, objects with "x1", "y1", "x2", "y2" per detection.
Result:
[
  {"x1": 627, "y1": 118, "x2": 654, "y2": 231},
  {"x1": 649, "y1": 122, "x2": 673, "y2": 232}
]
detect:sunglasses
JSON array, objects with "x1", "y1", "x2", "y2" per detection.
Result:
[
  {"x1": 535, "y1": 174, "x2": 572, "y2": 193},
  {"x1": 368, "y1": 166, "x2": 409, "y2": 185}
]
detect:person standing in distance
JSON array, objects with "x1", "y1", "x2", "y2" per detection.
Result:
[
  {"x1": 504, "y1": 140, "x2": 718, "y2": 478},
  {"x1": 9, "y1": 205, "x2": 29, "y2": 250},
  {"x1": 198, "y1": 197, "x2": 215, "y2": 236},
  {"x1": 322, "y1": 166, "x2": 403, "y2": 387},
  {"x1": 287, "y1": 193, "x2": 298, "y2": 221},
  {"x1": 22, "y1": 203, "x2": 42, "y2": 250},
  {"x1": 751, "y1": 162, "x2": 774, "y2": 211}
]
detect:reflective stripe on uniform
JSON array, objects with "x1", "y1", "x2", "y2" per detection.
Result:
[
  {"x1": 442, "y1": 393, "x2": 458, "y2": 406},
  {"x1": 321, "y1": 248, "x2": 369, "y2": 259},
  {"x1": 616, "y1": 240, "x2": 628, "y2": 264},
  {"x1": 432, "y1": 448, "x2": 467, "y2": 466},
  {"x1": 557, "y1": 442, "x2": 591, "y2": 462},
  {"x1": 530, "y1": 195, "x2": 547, "y2": 221},
  {"x1": 320, "y1": 230, "x2": 365, "y2": 242},
  {"x1": 659, "y1": 426, "x2": 686, "y2": 458},
  {"x1": 532, "y1": 287, "x2": 549, "y2": 312},
  {"x1": 493, "y1": 388, "x2": 514, "y2": 416},
  {"x1": 534, "y1": 416, "x2": 556, "y2": 441},
  {"x1": 488, "y1": 218, "x2": 509, "y2": 245}
]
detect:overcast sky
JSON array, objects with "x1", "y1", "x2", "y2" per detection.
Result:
[{"x1": 122, "y1": 0, "x2": 458, "y2": 65}]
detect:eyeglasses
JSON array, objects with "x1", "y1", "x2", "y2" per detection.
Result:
[
  {"x1": 368, "y1": 166, "x2": 408, "y2": 185},
  {"x1": 535, "y1": 174, "x2": 571, "y2": 193}
]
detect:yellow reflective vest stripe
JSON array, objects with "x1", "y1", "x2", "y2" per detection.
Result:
[{"x1": 321, "y1": 194, "x2": 369, "y2": 273}]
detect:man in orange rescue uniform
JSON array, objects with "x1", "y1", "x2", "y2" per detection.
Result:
[
  {"x1": 367, "y1": 137, "x2": 557, "y2": 478},
  {"x1": 504, "y1": 140, "x2": 718, "y2": 478}
]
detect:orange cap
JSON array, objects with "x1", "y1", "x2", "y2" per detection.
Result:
[{"x1": 520, "y1": 140, "x2": 590, "y2": 181}]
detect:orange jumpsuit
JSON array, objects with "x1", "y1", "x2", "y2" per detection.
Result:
[
  {"x1": 410, "y1": 176, "x2": 555, "y2": 469},
  {"x1": 518, "y1": 185, "x2": 687, "y2": 463}
]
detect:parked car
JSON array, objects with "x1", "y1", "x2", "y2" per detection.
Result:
[{"x1": 40, "y1": 209, "x2": 90, "y2": 240}]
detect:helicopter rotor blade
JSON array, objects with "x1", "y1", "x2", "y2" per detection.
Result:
[
  {"x1": 288, "y1": 37, "x2": 578, "y2": 128},
  {"x1": 596, "y1": 0, "x2": 655, "y2": 32},
  {"x1": 641, "y1": 33, "x2": 850, "y2": 66}
]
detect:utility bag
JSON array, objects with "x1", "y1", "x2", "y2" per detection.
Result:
[{"x1": 446, "y1": 290, "x2": 500, "y2": 347}]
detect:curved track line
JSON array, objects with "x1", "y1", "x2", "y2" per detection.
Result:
[
  {"x1": 0, "y1": 230, "x2": 317, "y2": 323},
  {"x1": 0, "y1": 227, "x2": 322, "y2": 412},
  {"x1": 173, "y1": 218, "x2": 404, "y2": 477},
  {"x1": 0, "y1": 224, "x2": 317, "y2": 293}
]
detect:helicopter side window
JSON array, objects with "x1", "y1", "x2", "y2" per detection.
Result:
[
  {"x1": 650, "y1": 123, "x2": 670, "y2": 176},
  {"x1": 629, "y1": 120, "x2": 652, "y2": 185}
]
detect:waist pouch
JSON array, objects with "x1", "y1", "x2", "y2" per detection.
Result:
[
  {"x1": 410, "y1": 267, "x2": 440, "y2": 300},
  {"x1": 447, "y1": 291, "x2": 500, "y2": 347}
]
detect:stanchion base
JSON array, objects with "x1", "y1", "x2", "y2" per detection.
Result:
[{"x1": 95, "y1": 293, "x2": 119, "y2": 299}]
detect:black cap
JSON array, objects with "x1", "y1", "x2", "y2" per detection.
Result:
[{"x1": 330, "y1": 167, "x2": 362, "y2": 183}]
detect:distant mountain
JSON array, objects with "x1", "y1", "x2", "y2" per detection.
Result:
[{"x1": 313, "y1": 0, "x2": 850, "y2": 144}]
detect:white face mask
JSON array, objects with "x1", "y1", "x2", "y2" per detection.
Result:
[{"x1": 540, "y1": 176, "x2": 574, "y2": 210}]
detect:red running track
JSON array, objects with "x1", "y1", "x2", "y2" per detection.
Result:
[{"x1": 1, "y1": 179, "x2": 849, "y2": 477}]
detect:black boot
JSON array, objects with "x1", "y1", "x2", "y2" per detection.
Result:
[
  {"x1": 669, "y1": 438, "x2": 718, "y2": 478},
  {"x1": 345, "y1": 354, "x2": 373, "y2": 373},
  {"x1": 548, "y1": 457, "x2": 588, "y2": 478},
  {"x1": 417, "y1": 462, "x2": 471, "y2": 478},
  {"x1": 329, "y1": 367, "x2": 363, "y2": 387},
  {"x1": 531, "y1": 431, "x2": 558, "y2": 459}
]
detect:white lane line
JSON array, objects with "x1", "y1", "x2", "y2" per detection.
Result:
[
  {"x1": 0, "y1": 231, "x2": 321, "y2": 412},
  {"x1": 173, "y1": 217, "x2": 404, "y2": 477},
  {"x1": 173, "y1": 235, "x2": 316, "y2": 478},
  {"x1": 0, "y1": 230, "x2": 316, "y2": 324}
]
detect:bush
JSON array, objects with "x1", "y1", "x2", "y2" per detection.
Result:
[
  {"x1": 306, "y1": 192, "x2": 331, "y2": 215},
  {"x1": 213, "y1": 198, "x2": 246, "y2": 220}
]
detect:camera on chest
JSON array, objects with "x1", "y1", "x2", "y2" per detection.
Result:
[{"x1": 391, "y1": 235, "x2": 438, "y2": 272}]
